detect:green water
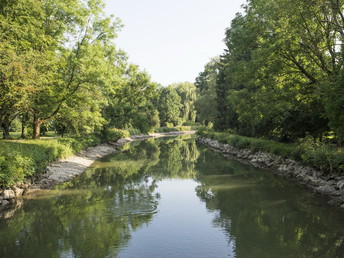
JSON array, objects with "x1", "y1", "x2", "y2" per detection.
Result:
[{"x1": 1, "y1": 136, "x2": 344, "y2": 257}]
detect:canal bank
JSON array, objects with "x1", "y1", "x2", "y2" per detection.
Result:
[
  {"x1": 1, "y1": 136, "x2": 344, "y2": 257},
  {"x1": 0, "y1": 131, "x2": 195, "y2": 211},
  {"x1": 198, "y1": 137, "x2": 344, "y2": 210}
]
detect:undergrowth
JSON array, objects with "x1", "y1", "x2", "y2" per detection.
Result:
[
  {"x1": 197, "y1": 128, "x2": 344, "y2": 174},
  {"x1": 0, "y1": 128, "x2": 130, "y2": 188}
]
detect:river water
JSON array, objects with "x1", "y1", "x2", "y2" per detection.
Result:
[{"x1": 1, "y1": 136, "x2": 344, "y2": 257}]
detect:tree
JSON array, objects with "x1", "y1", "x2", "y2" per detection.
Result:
[
  {"x1": 0, "y1": 0, "x2": 126, "y2": 139},
  {"x1": 204, "y1": 0, "x2": 339, "y2": 140},
  {"x1": 103, "y1": 64, "x2": 160, "y2": 133},
  {"x1": 0, "y1": 0, "x2": 46, "y2": 138},
  {"x1": 156, "y1": 86, "x2": 182, "y2": 126},
  {"x1": 27, "y1": 0, "x2": 123, "y2": 139},
  {"x1": 195, "y1": 58, "x2": 219, "y2": 125},
  {"x1": 171, "y1": 82, "x2": 197, "y2": 123}
]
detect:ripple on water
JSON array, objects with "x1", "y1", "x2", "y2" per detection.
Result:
[{"x1": 100, "y1": 198, "x2": 159, "y2": 218}]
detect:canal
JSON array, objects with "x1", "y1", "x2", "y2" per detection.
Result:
[{"x1": 0, "y1": 136, "x2": 344, "y2": 257}]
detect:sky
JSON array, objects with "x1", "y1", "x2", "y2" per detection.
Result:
[{"x1": 105, "y1": 0, "x2": 246, "y2": 86}]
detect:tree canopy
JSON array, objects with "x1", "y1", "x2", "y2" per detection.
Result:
[
  {"x1": 197, "y1": 0, "x2": 344, "y2": 142},
  {"x1": 0, "y1": 0, "x2": 189, "y2": 139}
]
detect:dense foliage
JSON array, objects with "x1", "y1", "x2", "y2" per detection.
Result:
[
  {"x1": 0, "y1": 0, "x2": 199, "y2": 187},
  {"x1": 196, "y1": 0, "x2": 344, "y2": 143},
  {"x1": 0, "y1": 0, "x2": 198, "y2": 140},
  {"x1": 156, "y1": 82, "x2": 197, "y2": 127},
  {"x1": 4, "y1": 0, "x2": 344, "y2": 186},
  {"x1": 199, "y1": 129, "x2": 344, "y2": 175}
]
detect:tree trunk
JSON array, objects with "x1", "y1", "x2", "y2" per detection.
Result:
[
  {"x1": 2, "y1": 122, "x2": 11, "y2": 139},
  {"x1": 21, "y1": 123, "x2": 26, "y2": 139},
  {"x1": 61, "y1": 125, "x2": 66, "y2": 138},
  {"x1": 1, "y1": 116, "x2": 11, "y2": 139},
  {"x1": 20, "y1": 113, "x2": 29, "y2": 139},
  {"x1": 32, "y1": 114, "x2": 42, "y2": 139}
]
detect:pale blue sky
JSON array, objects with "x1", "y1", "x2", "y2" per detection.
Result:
[{"x1": 105, "y1": 0, "x2": 246, "y2": 85}]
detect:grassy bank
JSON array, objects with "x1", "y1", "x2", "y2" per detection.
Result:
[
  {"x1": 0, "y1": 127, "x2": 198, "y2": 188},
  {"x1": 154, "y1": 125, "x2": 201, "y2": 133},
  {"x1": 0, "y1": 128, "x2": 130, "y2": 188},
  {"x1": 198, "y1": 129, "x2": 344, "y2": 175}
]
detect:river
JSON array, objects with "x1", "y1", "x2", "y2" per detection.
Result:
[{"x1": 0, "y1": 136, "x2": 344, "y2": 257}]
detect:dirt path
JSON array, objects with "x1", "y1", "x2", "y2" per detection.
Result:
[{"x1": 29, "y1": 131, "x2": 196, "y2": 191}]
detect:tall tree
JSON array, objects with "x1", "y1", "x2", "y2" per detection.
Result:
[
  {"x1": 103, "y1": 64, "x2": 159, "y2": 133},
  {"x1": 157, "y1": 86, "x2": 182, "y2": 127},
  {"x1": 27, "y1": 0, "x2": 123, "y2": 139},
  {"x1": 195, "y1": 58, "x2": 220, "y2": 126},
  {"x1": 207, "y1": 0, "x2": 341, "y2": 140},
  {"x1": 0, "y1": 0, "x2": 125, "y2": 139},
  {"x1": 0, "y1": 0, "x2": 48, "y2": 138},
  {"x1": 171, "y1": 82, "x2": 197, "y2": 123}
]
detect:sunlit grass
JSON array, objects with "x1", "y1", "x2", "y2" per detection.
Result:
[
  {"x1": 0, "y1": 134, "x2": 102, "y2": 187},
  {"x1": 3, "y1": 131, "x2": 60, "y2": 140}
]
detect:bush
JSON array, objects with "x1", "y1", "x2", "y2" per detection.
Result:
[
  {"x1": 155, "y1": 126, "x2": 202, "y2": 133},
  {"x1": 0, "y1": 132, "x2": 116, "y2": 188},
  {"x1": 182, "y1": 121, "x2": 200, "y2": 126},
  {"x1": 127, "y1": 128, "x2": 141, "y2": 136},
  {"x1": 196, "y1": 127, "x2": 214, "y2": 137},
  {"x1": 100, "y1": 128, "x2": 130, "y2": 142},
  {"x1": 200, "y1": 131, "x2": 344, "y2": 174},
  {"x1": 0, "y1": 152, "x2": 35, "y2": 187},
  {"x1": 297, "y1": 136, "x2": 338, "y2": 173},
  {"x1": 155, "y1": 127, "x2": 179, "y2": 133}
]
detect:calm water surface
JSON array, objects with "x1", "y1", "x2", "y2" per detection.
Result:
[{"x1": 1, "y1": 136, "x2": 344, "y2": 257}]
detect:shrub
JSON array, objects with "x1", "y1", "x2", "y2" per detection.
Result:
[
  {"x1": 182, "y1": 121, "x2": 200, "y2": 126},
  {"x1": 100, "y1": 128, "x2": 130, "y2": 142},
  {"x1": 128, "y1": 128, "x2": 141, "y2": 136},
  {"x1": 0, "y1": 151, "x2": 35, "y2": 187},
  {"x1": 196, "y1": 127, "x2": 214, "y2": 137},
  {"x1": 155, "y1": 127, "x2": 179, "y2": 133},
  {"x1": 200, "y1": 131, "x2": 344, "y2": 174},
  {"x1": 298, "y1": 136, "x2": 337, "y2": 173},
  {"x1": 165, "y1": 122, "x2": 174, "y2": 128},
  {"x1": 0, "y1": 132, "x2": 117, "y2": 188}
]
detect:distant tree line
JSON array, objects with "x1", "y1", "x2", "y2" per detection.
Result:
[
  {"x1": 196, "y1": 0, "x2": 344, "y2": 142},
  {"x1": 0, "y1": 0, "x2": 197, "y2": 139}
]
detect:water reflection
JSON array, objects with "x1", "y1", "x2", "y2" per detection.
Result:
[
  {"x1": 195, "y1": 147, "x2": 344, "y2": 257},
  {"x1": 0, "y1": 136, "x2": 344, "y2": 257}
]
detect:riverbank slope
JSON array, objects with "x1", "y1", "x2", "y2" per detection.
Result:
[
  {"x1": 0, "y1": 131, "x2": 195, "y2": 211},
  {"x1": 198, "y1": 137, "x2": 344, "y2": 210}
]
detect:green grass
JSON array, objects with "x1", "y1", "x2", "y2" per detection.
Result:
[
  {"x1": 198, "y1": 129, "x2": 344, "y2": 175},
  {"x1": 3, "y1": 131, "x2": 59, "y2": 140},
  {"x1": 0, "y1": 125, "x2": 174, "y2": 188},
  {"x1": 154, "y1": 126, "x2": 201, "y2": 133},
  {"x1": 0, "y1": 128, "x2": 133, "y2": 188},
  {"x1": 202, "y1": 131, "x2": 298, "y2": 158},
  {"x1": 0, "y1": 135, "x2": 103, "y2": 188}
]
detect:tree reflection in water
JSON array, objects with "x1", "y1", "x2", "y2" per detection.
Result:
[
  {"x1": 1, "y1": 136, "x2": 344, "y2": 257},
  {"x1": 195, "y1": 146, "x2": 344, "y2": 257},
  {"x1": 0, "y1": 136, "x2": 200, "y2": 258}
]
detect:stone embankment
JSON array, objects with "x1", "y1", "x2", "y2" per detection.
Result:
[
  {"x1": 198, "y1": 137, "x2": 344, "y2": 209},
  {"x1": 0, "y1": 131, "x2": 195, "y2": 213}
]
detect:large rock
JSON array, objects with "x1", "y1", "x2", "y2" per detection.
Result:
[
  {"x1": 316, "y1": 185, "x2": 336, "y2": 195},
  {"x1": 0, "y1": 200, "x2": 10, "y2": 209},
  {"x1": 337, "y1": 180, "x2": 344, "y2": 190},
  {"x1": 328, "y1": 197, "x2": 344, "y2": 206},
  {"x1": 3, "y1": 190, "x2": 15, "y2": 199},
  {"x1": 13, "y1": 187, "x2": 24, "y2": 197}
]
